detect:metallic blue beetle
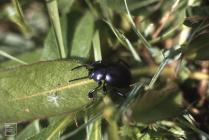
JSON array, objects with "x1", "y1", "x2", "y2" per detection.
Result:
[{"x1": 69, "y1": 60, "x2": 131, "y2": 98}]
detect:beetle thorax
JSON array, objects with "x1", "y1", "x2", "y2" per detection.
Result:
[{"x1": 89, "y1": 68, "x2": 106, "y2": 81}]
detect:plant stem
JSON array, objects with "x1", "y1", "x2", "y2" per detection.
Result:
[{"x1": 124, "y1": 0, "x2": 152, "y2": 52}]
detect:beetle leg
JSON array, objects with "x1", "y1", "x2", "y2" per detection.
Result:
[
  {"x1": 69, "y1": 64, "x2": 92, "y2": 82},
  {"x1": 68, "y1": 76, "x2": 89, "y2": 82},
  {"x1": 88, "y1": 81, "x2": 102, "y2": 99},
  {"x1": 115, "y1": 90, "x2": 126, "y2": 98},
  {"x1": 102, "y1": 82, "x2": 107, "y2": 95}
]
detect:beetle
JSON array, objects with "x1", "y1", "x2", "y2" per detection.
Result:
[{"x1": 69, "y1": 60, "x2": 132, "y2": 99}]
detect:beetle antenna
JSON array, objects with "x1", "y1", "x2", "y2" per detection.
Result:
[
  {"x1": 69, "y1": 76, "x2": 89, "y2": 82},
  {"x1": 71, "y1": 64, "x2": 91, "y2": 71}
]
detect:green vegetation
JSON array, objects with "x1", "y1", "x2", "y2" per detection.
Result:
[{"x1": 0, "y1": 0, "x2": 209, "y2": 139}]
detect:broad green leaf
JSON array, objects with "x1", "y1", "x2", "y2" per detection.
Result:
[
  {"x1": 0, "y1": 60, "x2": 96, "y2": 123},
  {"x1": 69, "y1": 11, "x2": 94, "y2": 59},
  {"x1": 29, "y1": 114, "x2": 75, "y2": 140},
  {"x1": 183, "y1": 33, "x2": 209, "y2": 60},
  {"x1": 129, "y1": 83, "x2": 184, "y2": 123}
]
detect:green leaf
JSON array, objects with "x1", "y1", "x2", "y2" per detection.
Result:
[
  {"x1": 187, "y1": 6, "x2": 209, "y2": 17},
  {"x1": 29, "y1": 114, "x2": 75, "y2": 140},
  {"x1": 184, "y1": 16, "x2": 208, "y2": 28},
  {"x1": 0, "y1": 60, "x2": 96, "y2": 123},
  {"x1": 41, "y1": 28, "x2": 60, "y2": 60},
  {"x1": 88, "y1": 119, "x2": 102, "y2": 140},
  {"x1": 183, "y1": 32, "x2": 209, "y2": 60},
  {"x1": 184, "y1": 6, "x2": 209, "y2": 28},
  {"x1": 129, "y1": 83, "x2": 184, "y2": 123},
  {"x1": 92, "y1": 30, "x2": 102, "y2": 61},
  {"x1": 69, "y1": 11, "x2": 94, "y2": 59},
  {"x1": 16, "y1": 120, "x2": 40, "y2": 140},
  {"x1": 107, "y1": 120, "x2": 120, "y2": 140},
  {"x1": 41, "y1": 16, "x2": 68, "y2": 60},
  {"x1": 58, "y1": 0, "x2": 75, "y2": 14},
  {"x1": 106, "y1": 0, "x2": 159, "y2": 13},
  {"x1": 46, "y1": 0, "x2": 66, "y2": 58}
]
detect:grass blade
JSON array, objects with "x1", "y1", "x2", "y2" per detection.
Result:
[
  {"x1": 29, "y1": 114, "x2": 75, "y2": 140},
  {"x1": 124, "y1": 0, "x2": 152, "y2": 52},
  {"x1": 93, "y1": 30, "x2": 102, "y2": 61},
  {"x1": 104, "y1": 20, "x2": 141, "y2": 62},
  {"x1": 46, "y1": 0, "x2": 66, "y2": 58},
  {"x1": 0, "y1": 50, "x2": 27, "y2": 65}
]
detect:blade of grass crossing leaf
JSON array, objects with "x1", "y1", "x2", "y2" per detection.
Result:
[
  {"x1": 124, "y1": 0, "x2": 152, "y2": 52},
  {"x1": 16, "y1": 120, "x2": 40, "y2": 140},
  {"x1": 29, "y1": 114, "x2": 75, "y2": 140},
  {"x1": 61, "y1": 113, "x2": 102, "y2": 140},
  {"x1": 0, "y1": 50, "x2": 27, "y2": 65},
  {"x1": 93, "y1": 30, "x2": 102, "y2": 61},
  {"x1": 46, "y1": 0, "x2": 66, "y2": 58},
  {"x1": 88, "y1": 119, "x2": 102, "y2": 140}
]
